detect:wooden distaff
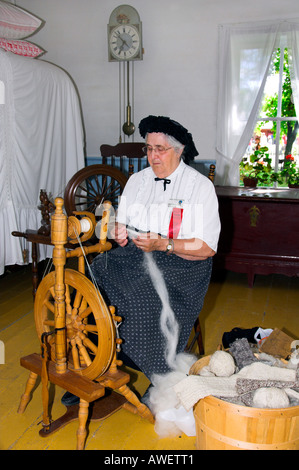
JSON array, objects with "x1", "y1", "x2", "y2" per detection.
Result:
[
  {"x1": 99, "y1": 200, "x2": 112, "y2": 246},
  {"x1": 51, "y1": 197, "x2": 68, "y2": 374}
]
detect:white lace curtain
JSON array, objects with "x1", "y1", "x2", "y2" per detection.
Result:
[{"x1": 215, "y1": 19, "x2": 299, "y2": 186}]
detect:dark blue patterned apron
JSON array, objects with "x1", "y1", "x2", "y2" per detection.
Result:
[{"x1": 91, "y1": 241, "x2": 212, "y2": 380}]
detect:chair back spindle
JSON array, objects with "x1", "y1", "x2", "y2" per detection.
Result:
[{"x1": 100, "y1": 143, "x2": 147, "y2": 177}]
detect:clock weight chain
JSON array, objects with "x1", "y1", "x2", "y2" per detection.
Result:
[{"x1": 122, "y1": 61, "x2": 135, "y2": 138}]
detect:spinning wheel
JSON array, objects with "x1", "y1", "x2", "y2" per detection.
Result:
[
  {"x1": 64, "y1": 164, "x2": 128, "y2": 215},
  {"x1": 34, "y1": 269, "x2": 115, "y2": 380},
  {"x1": 17, "y1": 197, "x2": 154, "y2": 450}
]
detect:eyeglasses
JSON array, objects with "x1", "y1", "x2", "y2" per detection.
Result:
[{"x1": 142, "y1": 145, "x2": 173, "y2": 155}]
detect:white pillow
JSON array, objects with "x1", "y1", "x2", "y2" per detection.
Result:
[
  {"x1": 0, "y1": 1, "x2": 42, "y2": 39},
  {"x1": 0, "y1": 38, "x2": 45, "y2": 57}
]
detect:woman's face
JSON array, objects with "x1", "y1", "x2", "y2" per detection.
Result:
[{"x1": 146, "y1": 133, "x2": 183, "y2": 178}]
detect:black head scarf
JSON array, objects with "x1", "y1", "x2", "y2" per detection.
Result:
[{"x1": 138, "y1": 115, "x2": 198, "y2": 164}]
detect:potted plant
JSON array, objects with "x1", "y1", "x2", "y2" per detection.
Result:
[
  {"x1": 239, "y1": 147, "x2": 273, "y2": 187},
  {"x1": 279, "y1": 154, "x2": 299, "y2": 188}
]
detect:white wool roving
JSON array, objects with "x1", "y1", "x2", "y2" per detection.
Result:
[
  {"x1": 252, "y1": 387, "x2": 290, "y2": 409},
  {"x1": 143, "y1": 252, "x2": 180, "y2": 369},
  {"x1": 149, "y1": 352, "x2": 197, "y2": 437},
  {"x1": 143, "y1": 252, "x2": 197, "y2": 437},
  {"x1": 209, "y1": 350, "x2": 236, "y2": 377}
]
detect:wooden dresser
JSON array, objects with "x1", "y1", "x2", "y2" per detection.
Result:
[{"x1": 214, "y1": 186, "x2": 299, "y2": 287}]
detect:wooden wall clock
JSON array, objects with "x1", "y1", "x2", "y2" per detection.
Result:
[
  {"x1": 107, "y1": 4, "x2": 143, "y2": 62},
  {"x1": 107, "y1": 5, "x2": 144, "y2": 139}
]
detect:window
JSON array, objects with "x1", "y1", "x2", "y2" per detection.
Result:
[
  {"x1": 241, "y1": 44, "x2": 299, "y2": 187},
  {"x1": 216, "y1": 20, "x2": 299, "y2": 187}
]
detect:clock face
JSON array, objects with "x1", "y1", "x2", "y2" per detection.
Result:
[{"x1": 109, "y1": 24, "x2": 140, "y2": 61}]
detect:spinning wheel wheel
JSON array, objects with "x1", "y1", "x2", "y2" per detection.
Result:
[
  {"x1": 64, "y1": 164, "x2": 128, "y2": 215},
  {"x1": 34, "y1": 269, "x2": 115, "y2": 380}
]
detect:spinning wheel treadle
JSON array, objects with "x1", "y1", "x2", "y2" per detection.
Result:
[{"x1": 17, "y1": 197, "x2": 154, "y2": 450}]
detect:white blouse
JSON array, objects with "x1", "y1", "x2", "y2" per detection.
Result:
[{"x1": 116, "y1": 160, "x2": 221, "y2": 251}]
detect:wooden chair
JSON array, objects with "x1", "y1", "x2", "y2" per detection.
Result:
[
  {"x1": 185, "y1": 163, "x2": 216, "y2": 356},
  {"x1": 100, "y1": 142, "x2": 147, "y2": 177}
]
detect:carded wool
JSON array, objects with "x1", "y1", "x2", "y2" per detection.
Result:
[
  {"x1": 143, "y1": 252, "x2": 179, "y2": 369},
  {"x1": 252, "y1": 387, "x2": 290, "y2": 409},
  {"x1": 143, "y1": 251, "x2": 199, "y2": 436},
  {"x1": 148, "y1": 352, "x2": 197, "y2": 437},
  {"x1": 209, "y1": 350, "x2": 236, "y2": 377},
  {"x1": 229, "y1": 337, "x2": 258, "y2": 369},
  {"x1": 174, "y1": 362, "x2": 296, "y2": 411},
  {"x1": 199, "y1": 365, "x2": 215, "y2": 377},
  {"x1": 236, "y1": 378, "x2": 299, "y2": 395}
]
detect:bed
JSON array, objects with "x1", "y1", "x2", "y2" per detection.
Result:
[{"x1": 0, "y1": 1, "x2": 85, "y2": 275}]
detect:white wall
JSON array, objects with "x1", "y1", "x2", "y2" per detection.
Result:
[{"x1": 17, "y1": 0, "x2": 299, "y2": 160}]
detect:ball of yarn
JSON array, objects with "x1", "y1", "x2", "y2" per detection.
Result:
[
  {"x1": 252, "y1": 387, "x2": 289, "y2": 409},
  {"x1": 199, "y1": 365, "x2": 215, "y2": 377},
  {"x1": 209, "y1": 350, "x2": 236, "y2": 377}
]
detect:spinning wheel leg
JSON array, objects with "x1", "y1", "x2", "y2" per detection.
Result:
[
  {"x1": 41, "y1": 353, "x2": 51, "y2": 431},
  {"x1": 118, "y1": 384, "x2": 155, "y2": 424},
  {"x1": 17, "y1": 371, "x2": 38, "y2": 414},
  {"x1": 77, "y1": 399, "x2": 89, "y2": 450}
]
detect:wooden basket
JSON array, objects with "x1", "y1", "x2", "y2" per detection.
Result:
[
  {"x1": 191, "y1": 357, "x2": 299, "y2": 450},
  {"x1": 189, "y1": 355, "x2": 211, "y2": 375}
]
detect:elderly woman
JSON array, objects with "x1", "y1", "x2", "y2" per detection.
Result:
[{"x1": 92, "y1": 115, "x2": 220, "y2": 381}]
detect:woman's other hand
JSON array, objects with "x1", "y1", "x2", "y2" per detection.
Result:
[{"x1": 114, "y1": 223, "x2": 128, "y2": 247}]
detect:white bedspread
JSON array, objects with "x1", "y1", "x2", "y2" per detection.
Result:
[{"x1": 0, "y1": 50, "x2": 85, "y2": 274}]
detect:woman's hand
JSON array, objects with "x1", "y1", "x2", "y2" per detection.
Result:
[
  {"x1": 113, "y1": 223, "x2": 128, "y2": 247},
  {"x1": 132, "y1": 232, "x2": 164, "y2": 252},
  {"x1": 133, "y1": 232, "x2": 215, "y2": 260}
]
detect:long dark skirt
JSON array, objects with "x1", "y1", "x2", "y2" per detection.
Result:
[{"x1": 91, "y1": 242, "x2": 212, "y2": 380}]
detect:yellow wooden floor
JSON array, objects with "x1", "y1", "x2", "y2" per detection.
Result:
[{"x1": 0, "y1": 265, "x2": 298, "y2": 451}]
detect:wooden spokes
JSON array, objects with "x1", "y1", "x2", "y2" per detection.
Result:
[
  {"x1": 63, "y1": 164, "x2": 128, "y2": 216},
  {"x1": 34, "y1": 269, "x2": 115, "y2": 380}
]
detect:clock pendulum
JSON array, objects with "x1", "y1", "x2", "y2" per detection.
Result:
[{"x1": 122, "y1": 61, "x2": 135, "y2": 136}]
